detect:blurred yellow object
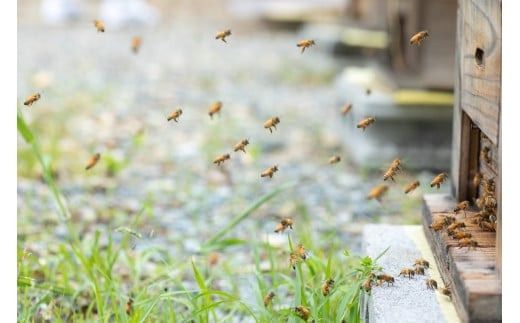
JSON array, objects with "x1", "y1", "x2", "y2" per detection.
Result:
[
  {"x1": 339, "y1": 28, "x2": 389, "y2": 49},
  {"x1": 393, "y1": 90, "x2": 453, "y2": 106}
]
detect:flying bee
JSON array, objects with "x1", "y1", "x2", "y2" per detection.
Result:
[
  {"x1": 414, "y1": 259, "x2": 430, "y2": 268},
  {"x1": 414, "y1": 266, "x2": 425, "y2": 275},
  {"x1": 404, "y1": 180, "x2": 420, "y2": 194},
  {"x1": 85, "y1": 153, "x2": 101, "y2": 170},
  {"x1": 131, "y1": 36, "x2": 141, "y2": 54},
  {"x1": 458, "y1": 238, "x2": 478, "y2": 250},
  {"x1": 213, "y1": 153, "x2": 230, "y2": 166},
  {"x1": 430, "y1": 172, "x2": 448, "y2": 189},
  {"x1": 289, "y1": 252, "x2": 300, "y2": 270},
  {"x1": 328, "y1": 155, "x2": 341, "y2": 164},
  {"x1": 263, "y1": 117, "x2": 280, "y2": 133},
  {"x1": 357, "y1": 117, "x2": 376, "y2": 131},
  {"x1": 215, "y1": 29, "x2": 232, "y2": 43},
  {"x1": 233, "y1": 139, "x2": 249, "y2": 153},
  {"x1": 167, "y1": 108, "x2": 183, "y2": 122},
  {"x1": 322, "y1": 279, "x2": 335, "y2": 296},
  {"x1": 426, "y1": 279, "x2": 438, "y2": 290},
  {"x1": 399, "y1": 268, "x2": 415, "y2": 279},
  {"x1": 274, "y1": 218, "x2": 294, "y2": 233},
  {"x1": 363, "y1": 278, "x2": 373, "y2": 292},
  {"x1": 296, "y1": 39, "x2": 315, "y2": 54},
  {"x1": 125, "y1": 297, "x2": 133, "y2": 315},
  {"x1": 454, "y1": 200, "x2": 470, "y2": 216},
  {"x1": 376, "y1": 274, "x2": 395, "y2": 286},
  {"x1": 93, "y1": 20, "x2": 105, "y2": 32},
  {"x1": 24, "y1": 93, "x2": 41, "y2": 106},
  {"x1": 296, "y1": 244, "x2": 308, "y2": 260},
  {"x1": 473, "y1": 172, "x2": 482, "y2": 188},
  {"x1": 366, "y1": 88, "x2": 372, "y2": 96},
  {"x1": 481, "y1": 146, "x2": 492, "y2": 165},
  {"x1": 293, "y1": 306, "x2": 311, "y2": 321},
  {"x1": 261, "y1": 165, "x2": 278, "y2": 179},
  {"x1": 208, "y1": 101, "x2": 222, "y2": 119},
  {"x1": 451, "y1": 230, "x2": 472, "y2": 240},
  {"x1": 383, "y1": 159, "x2": 402, "y2": 181},
  {"x1": 341, "y1": 103, "x2": 352, "y2": 116},
  {"x1": 409, "y1": 30, "x2": 429, "y2": 46},
  {"x1": 263, "y1": 291, "x2": 275, "y2": 307},
  {"x1": 367, "y1": 184, "x2": 389, "y2": 202}
]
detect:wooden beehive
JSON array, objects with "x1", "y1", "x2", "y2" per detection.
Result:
[{"x1": 422, "y1": 1, "x2": 502, "y2": 322}]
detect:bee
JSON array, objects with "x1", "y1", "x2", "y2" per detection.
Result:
[
  {"x1": 426, "y1": 279, "x2": 438, "y2": 290},
  {"x1": 430, "y1": 172, "x2": 448, "y2": 189},
  {"x1": 480, "y1": 221, "x2": 496, "y2": 232},
  {"x1": 383, "y1": 159, "x2": 402, "y2": 181},
  {"x1": 439, "y1": 283, "x2": 452, "y2": 297},
  {"x1": 414, "y1": 259, "x2": 430, "y2": 268},
  {"x1": 341, "y1": 103, "x2": 352, "y2": 116},
  {"x1": 125, "y1": 297, "x2": 133, "y2": 315},
  {"x1": 289, "y1": 252, "x2": 300, "y2": 270},
  {"x1": 233, "y1": 139, "x2": 249, "y2": 153},
  {"x1": 404, "y1": 180, "x2": 420, "y2": 194},
  {"x1": 328, "y1": 155, "x2": 341, "y2": 164},
  {"x1": 261, "y1": 165, "x2": 278, "y2": 179},
  {"x1": 293, "y1": 306, "x2": 311, "y2": 321},
  {"x1": 208, "y1": 101, "x2": 222, "y2": 119},
  {"x1": 263, "y1": 291, "x2": 275, "y2": 307},
  {"x1": 296, "y1": 244, "x2": 308, "y2": 260},
  {"x1": 451, "y1": 230, "x2": 472, "y2": 240},
  {"x1": 215, "y1": 29, "x2": 232, "y2": 43},
  {"x1": 473, "y1": 172, "x2": 482, "y2": 188},
  {"x1": 454, "y1": 201, "x2": 470, "y2": 216},
  {"x1": 362, "y1": 278, "x2": 373, "y2": 292},
  {"x1": 131, "y1": 36, "x2": 141, "y2": 54},
  {"x1": 366, "y1": 88, "x2": 372, "y2": 96},
  {"x1": 167, "y1": 108, "x2": 183, "y2": 122},
  {"x1": 356, "y1": 117, "x2": 376, "y2": 131},
  {"x1": 409, "y1": 30, "x2": 429, "y2": 46},
  {"x1": 263, "y1": 117, "x2": 280, "y2": 133},
  {"x1": 367, "y1": 184, "x2": 389, "y2": 202},
  {"x1": 458, "y1": 238, "x2": 478, "y2": 250},
  {"x1": 414, "y1": 266, "x2": 426, "y2": 275},
  {"x1": 481, "y1": 146, "x2": 492, "y2": 165},
  {"x1": 93, "y1": 20, "x2": 105, "y2": 32},
  {"x1": 85, "y1": 153, "x2": 101, "y2": 170},
  {"x1": 376, "y1": 274, "x2": 395, "y2": 286},
  {"x1": 213, "y1": 153, "x2": 230, "y2": 166},
  {"x1": 296, "y1": 39, "x2": 315, "y2": 54},
  {"x1": 208, "y1": 252, "x2": 219, "y2": 266},
  {"x1": 484, "y1": 195, "x2": 497, "y2": 209},
  {"x1": 24, "y1": 93, "x2": 41, "y2": 106},
  {"x1": 430, "y1": 215, "x2": 454, "y2": 231},
  {"x1": 322, "y1": 279, "x2": 335, "y2": 296},
  {"x1": 447, "y1": 221, "x2": 465, "y2": 232},
  {"x1": 399, "y1": 268, "x2": 415, "y2": 279},
  {"x1": 274, "y1": 218, "x2": 294, "y2": 233}
]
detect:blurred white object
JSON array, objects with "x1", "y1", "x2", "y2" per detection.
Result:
[
  {"x1": 100, "y1": 0, "x2": 160, "y2": 28},
  {"x1": 41, "y1": 0, "x2": 81, "y2": 25}
]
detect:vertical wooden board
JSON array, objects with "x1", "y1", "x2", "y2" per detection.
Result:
[
  {"x1": 460, "y1": 0, "x2": 501, "y2": 145},
  {"x1": 451, "y1": 0, "x2": 463, "y2": 199}
]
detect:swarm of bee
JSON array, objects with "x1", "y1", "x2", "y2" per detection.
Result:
[
  {"x1": 85, "y1": 153, "x2": 101, "y2": 170},
  {"x1": 208, "y1": 101, "x2": 222, "y2": 119},
  {"x1": 328, "y1": 155, "x2": 341, "y2": 164},
  {"x1": 167, "y1": 108, "x2": 183, "y2": 122},
  {"x1": 213, "y1": 153, "x2": 230, "y2": 166},
  {"x1": 296, "y1": 39, "x2": 315, "y2": 54},
  {"x1": 341, "y1": 103, "x2": 352, "y2": 116}
]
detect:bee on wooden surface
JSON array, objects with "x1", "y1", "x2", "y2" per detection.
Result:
[
  {"x1": 131, "y1": 36, "x2": 142, "y2": 54},
  {"x1": 376, "y1": 274, "x2": 395, "y2": 286},
  {"x1": 473, "y1": 172, "x2": 482, "y2": 188},
  {"x1": 447, "y1": 221, "x2": 465, "y2": 232},
  {"x1": 213, "y1": 153, "x2": 230, "y2": 166},
  {"x1": 322, "y1": 279, "x2": 335, "y2": 296},
  {"x1": 289, "y1": 252, "x2": 300, "y2": 270},
  {"x1": 263, "y1": 291, "x2": 275, "y2": 307},
  {"x1": 328, "y1": 155, "x2": 341, "y2": 164},
  {"x1": 274, "y1": 218, "x2": 294, "y2": 233},
  {"x1": 356, "y1": 117, "x2": 376, "y2": 131},
  {"x1": 454, "y1": 200, "x2": 470, "y2": 217},
  {"x1": 409, "y1": 30, "x2": 429, "y2": 46},
  {"x1": 215, "y1": 29, "x2": 232, "y2": 43},
  {"x1": 430, "y1": 215, "x2": 454, "y2": 231},
  {"x1": 261, "y1": 165, "x2": 278, "y2": 179},
  {"x1": 85, "y1": 153, "x2": 101, "y2": 170},
  {"x1": 404, "y1": 180, "x2": 420, "y2": 194},
  {"x1": 208, "y1": 101, "x2": 222, "y2": 119},
  {"x1": 125, "y1": 297, "x2": 133, "y2": 315},
  {"x1": 208, "y1": 252, "x2": 219, "y2": 266},
  {"x1": 430, "y1": 172, "x2": 448, "y2": 189},
  {"x1": 458, "y1": 238, "x2": 478, "y2": 250},
  {"x1": 367, "y1": 184, "x2": 388, "y2": 202},
  {"x1": 264, "y1": 117, "x2": 280, "y2": 133},
  {"x1": 341, "y1": 103, "x2": 352, "y2": 116},
  {"x1": 24, "y1": 93, "x2": 41, "y2": 106},
  {"x1": 426, "y1": 279, "x2": 438, "y2": 290},
  {"x1": 481, "y1": 146, "x2": 492, "y2": 165},
  {"x1": 414, "y1": 266, "x2": 426, "y2": 275},
  {"x1": 93, "y1": 20, "x2": 105, "y2": 32},
  {"x1": 363, "y1": 278, "x2": 373, "y2": 292},
  {"x1": 293, "y1": 306, "x2": 311, "y2": 321},
  {"x1": 480, "y1": 221, "x2": 496, "y2": 232},
  {"x1": 296, "y1": 39, "x2": 315, "y2": 54},
  {"x1": 167, "y1": 108, "x2": 183, "y2": 122},
  {"x1": 451, "y1": 230, "x2": 472, "y2": 240},
  {"x1": 399, "y1": 268, "x2": 415, "y2": 279},
  {"x1": 484, "y1": 195, "x2": 497, "y2": 209},
  {"x1": 233, "y1": 139, "x2": 249, "y2": 153},
  {"x1": 414, "y1": 259, "x2": 430, "y2": 268},
  {"x1": 296, "y1": 244, "x2": 308, "y2": 260}
]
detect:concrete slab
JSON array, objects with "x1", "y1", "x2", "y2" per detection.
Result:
[{"x1": 362, "y1": 224, "x2": 460, "y2": 323}]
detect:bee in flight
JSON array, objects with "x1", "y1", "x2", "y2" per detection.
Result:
[
  {"x1": 430, "y1": 172, "x2": 448, "y2": 189},
  {"x1": 264, "y1": 117, "x2": 280, "y2": 133},
  {"x1": 233, "y1": 139, "x2": 249, "y2": 153},
  {"x1": 131, "y1": 36, "x2": 142, "y2": 54},
  {"x1": 94, "y1": 20, "x2": 105, "y2": 32},
  {"x1": 357, "y1": 117, "x2": 376, "y2": 131},
  {"x1": 328, "y1": 155, "x2": 341, "y2": 164},
  {"x1": 125, "y1": 297, "x2": 133, "y2": 315},
  {"x1": 85, "y1": 153, "x2": 101, "y2": 170},
  {"x1": 167, "y1": 108, "x2": 183, "y2": 122},
  {"x1": 274, "y1": 218, "x2": 293, "y2": 233},
  {"x1": 297, "y1": 39, "x2": 315, "y2": 54},
  {"x1": 341, "y1": 103, "x2": 352, "y2": 116},
  {"x1": 410, "y1": 30, "x2": 429, "y2": 46},
  {"x1": 215, "y1": 29, "x2": 232, "y2": 43},
  {"x1": 322, "y1": 279, "x2": 335, "y2": 296},
  {"x1": 261, "y1": 165, "x2": 278, "y2": 179},
  {"x1": 24, "y1": 93, "x2": 41, "y2": 106},
  {"x1": 293, "y1": 306, "x2": 311, "y2": 321},
  {"x1": 208, "y1": 101, "x2": 222, "y2": 119},
  {"x1": 383, "y1": 158, "x2": 402, "y2": 181},
  {"x1": 213, "y1": 153, "x2": 230, "y2": 166},
  {"x1": 404, "y1": 180, "x2": 420, "y2": 194},
  {"x1": 367, "y1": 184, "x2": 388, "y2": 202},
  {"x1": 263, "y1": 291, "x2": 275, "y2": 307}
]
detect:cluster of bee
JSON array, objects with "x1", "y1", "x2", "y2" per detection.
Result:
[{"x1": 472, "y1": 175, "x2": 497, "y2": 232}]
